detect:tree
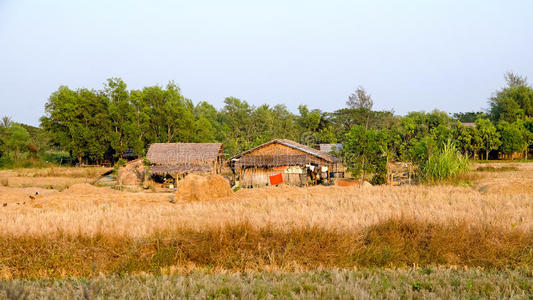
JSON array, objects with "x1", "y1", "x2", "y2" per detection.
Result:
[
  {"x1": 1, "y1": 116, "x2": 12, "y2": 128},
  {"x1": 346, "y1": 86, "x2": 373, "y2": 110},
  {"x1": 219, "y1": 97, "x2": 254, "y2": 154},
  {"x1": 194, "y1": 116, "x2": 216, "y2": 142},
  {"x1": 5, "y1": 124, "x2": 30, "y2": 161},
  {"x1": 450, "y1": 121, "x2": 473, "y2": 156},
  {"x1": 105, "y1": 78, "x2": 131, "y2": 158},
  {"x1": 522, "y1": 122, "x2": 533, "y2": 160},
  {"x1": 475, "y1": 117, "x2": 501, "y2": 160},
  {"x1": 452, "y1": 111, "x2": 484, "y2": 123},
  {"x1": 489, "y1": 72, "x2": 533, "y2": 123},
  {"x1": 497, "y1": 121, "x2": 526, "y2": 158},
  {"x1": 40, "y1": 86, "x2": 110, "y2": 164},
  {"x1": 344, "y1": 125, "x2": 385, "y2": 183}
]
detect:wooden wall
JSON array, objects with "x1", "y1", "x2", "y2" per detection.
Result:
[{"x1": 240, "y1": 166, "x2": 307, "y2": 187}]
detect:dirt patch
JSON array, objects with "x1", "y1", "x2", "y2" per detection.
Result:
[
  {"x1": 334, "y1": 179, "x2": 372, "y2": 187},
  {"x1": 175, "y1": 174, "x2": 233, "y2": 202},
  {"x1": 0, "y1": 186, "x2": 58, "y2": 203},
  {"x1": 63, "y1": 183, "x2": 118, "y2": 195}
]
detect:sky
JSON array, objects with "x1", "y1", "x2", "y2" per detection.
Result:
[{"x1": 1, "y1": 0, "x2": 532, "y2": 126}]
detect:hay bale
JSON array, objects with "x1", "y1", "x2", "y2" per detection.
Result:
[
  {"x1": 175, "y1": 174, "x2": 233, "y2": 202},
  {"x1": 117, "y1": 159, "x2": 145, "y2": 186}
]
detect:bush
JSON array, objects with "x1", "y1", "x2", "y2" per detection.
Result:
[
  {"x1": 420, "y1": 142, "x2": 470, "y2": 183},
  {"x1": 370, "y1": 174, "x2": 386, "y2": 185},
  {"x1": 41, "y1": 151, "x2": 72, "y2": 165}
]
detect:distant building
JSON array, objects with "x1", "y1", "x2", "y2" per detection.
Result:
[
  {"x1": 319, "y1": 143, "x2": 343, "y2": 155},
  {"x1": 228, "y1": 139, "x2": 337, "y2": 188},
  {"x1": 461, "y1": 122, "x2": 476, "y2": 128}
]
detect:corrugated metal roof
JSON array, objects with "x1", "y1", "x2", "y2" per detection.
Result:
[{"x1": 319, "y1": 143, "x2": 343, "y2": 154}]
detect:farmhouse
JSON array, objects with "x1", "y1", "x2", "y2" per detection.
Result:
[
  {"x1": 228, "y1": 139, "x2": 337, "y2": 187},
  {"x1": 146, "y1": 143, "x2": 224, "y2": 184}
]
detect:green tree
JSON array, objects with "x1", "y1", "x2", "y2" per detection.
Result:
[
  {"x1": 5, "y1": 124, "x2": 30, "y2": 161},
  {"x1": 105, "y1": 78, "x2": 131, "y2": 158},
  {"x1": 475, "y1": 117, "x2": 501, "y2": 160},
  {"x1": 450, "y1": 121, "x2": 472, "y2": 156},
  {"x1": 219, "y1": 97, "x2": 254, "y2": 154},
  {"x1": 489, "y1": 73, "x2": 533, "y2": 123},
  {"x1": 346, "y1": 86, "x2": 373, "y2": 110},
  {"x1": 452, "y1": 111, "x2": 484, "y2": 123},
  {"x1": 344, "y1": 125, "x2": 385, "y2": 183},
  {"x1": 40, "y1": 86, "x2": 110, "y2": 164},
  {"x1": 497, "y1": 121, "x2": 526, "y2": 158}
]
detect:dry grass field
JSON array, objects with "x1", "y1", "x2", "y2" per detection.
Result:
[
  {"x1": 0, "y1": 163, "x2": 532, "y2": 236},
  {"x1": 0, "y1": 163, "x2": 532, "y2": 298}
]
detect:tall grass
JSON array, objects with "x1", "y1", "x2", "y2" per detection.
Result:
[
  {"x1": 1, "y1": 220, "x2": 532, "y2": 279},
  {"x1": 421, "y1": 142, "x2": 470, "y2": 183}
]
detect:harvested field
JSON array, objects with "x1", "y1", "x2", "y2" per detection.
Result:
[
  {"x1": 0, "y1": 163, "x2": 532, "y2": 288},
  {"x1": 0, "y1": 164, "x2": 532, "y2": 236},
  {"x1": 0, "y1": 166, "x2": 109, "y2": 190}
]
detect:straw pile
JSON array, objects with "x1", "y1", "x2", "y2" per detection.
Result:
[
  {"x1": 117, "y1": 159, "x2": 145, "y2": 186},
  {"x1": 175, "y1": 174, "x2": 233, "y2": 202}
]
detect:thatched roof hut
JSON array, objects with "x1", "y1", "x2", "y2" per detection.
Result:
[
  {"x1": 146, "y1": 143, "x2": 223, "y2": 176},
  {"x1": 228, "y1": 139, "x2": 336, "y2": 169},
  {"x1": 228, "y1": 139, "x2": 337, "y2": 187}
]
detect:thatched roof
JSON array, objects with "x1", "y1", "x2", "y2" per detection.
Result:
[
  {"x1": 229, "y1": 139, "x2": 336, "y2": 168},
  {"x1": 150, "y1": 164, "x2": 213, "y2": 175},
  {"x1": 146, "y1": 143, "x2": 223, "y2": 165}
]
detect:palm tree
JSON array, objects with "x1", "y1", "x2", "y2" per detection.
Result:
[{"x1": 1, "y1": 116, "x2": 12, "y2": 128}]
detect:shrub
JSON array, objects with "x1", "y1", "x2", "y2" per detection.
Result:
[
  {"x1": 112, "y1": 158, "x2": 127, "y2": 175},
  {"x1": 420, "y1": 142, "x2": 470, "y2": 183},
  {"x1": 370, "y1": 174, "x2": 386, "y2": 185}
]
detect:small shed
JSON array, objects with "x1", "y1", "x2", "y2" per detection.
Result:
[
  {"x1": 228, "y1": 139, "x2": 337, "y2": 187},
  {"x1": 146, "y1": 143, "x2": 224, "y2": 183}
]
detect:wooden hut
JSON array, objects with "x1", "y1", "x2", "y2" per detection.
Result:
[
  {"x1": 228, "y1": 139, "x2": 337, "y2": 187},
  {"x1": 146, "y1": 143, "x2": 224, "y2": 184}
]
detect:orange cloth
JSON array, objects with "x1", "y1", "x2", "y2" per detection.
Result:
[{"x1": 269, "y1": 173, "x2": 283, "y2": 185}]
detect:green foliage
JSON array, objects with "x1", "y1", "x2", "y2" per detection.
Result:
[
  {"x1": 475, "y1": 116, "x2": 501, "y2": 160},
  {"x1": 452, "y1": 111, "x2": 484, "y2": 122},
  {"x1": 420, "y1": 142, "x2": 470, "y2": 183},
  {"x1": 489, "y1": 72, "x2": 533, "y2": 123},
  {"x1": 344, "y1": 125, "x2": 387, "y2": 179},
  {"x1": 10, "y1": 73, "x2": 525, "y2": 168},
  {"x1": 497, "y1": 121, "x2": 526, "y2": 155}
]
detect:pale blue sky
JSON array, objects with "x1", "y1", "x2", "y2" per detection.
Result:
[{"x1": 1, "y1": 0, "x2": 532, "y2": 126}]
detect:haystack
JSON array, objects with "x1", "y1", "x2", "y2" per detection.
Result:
[
  {"x1": 117, "y1": 159, "x2": 145, "y2": 186},
  {"x1": 175, "y1": 174, "x2": 233, "y2": 202}
]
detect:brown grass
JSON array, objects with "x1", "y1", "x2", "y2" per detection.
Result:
[
  {"x1": 0, "y1": 163, "x2": 532, "y2": 236},
  {"x1": 0, "y1": 167, "x2": 110, "y2": 190},
  {"x1": 0, "y1": 219, "x2": 531, "y2": 279},
  {"x1": 0, "y1": 163, "x2": 532, "y2": 280}
]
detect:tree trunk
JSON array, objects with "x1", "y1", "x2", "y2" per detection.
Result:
[
  {"x1": 360, "y1": 157, "x2": 365, "y2": 187},
  {"x1": 485, "y1": 149, "x2": 489, "y2": 161}
]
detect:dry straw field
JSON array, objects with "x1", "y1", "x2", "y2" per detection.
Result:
[{"x1": 0, "y1": 163, "x2": 532, "y2": 298}]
